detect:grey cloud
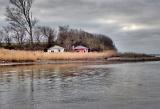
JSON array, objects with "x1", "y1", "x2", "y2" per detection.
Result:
[{"x1": 0, "y1": 0, "x2": 160, "y2": 54}]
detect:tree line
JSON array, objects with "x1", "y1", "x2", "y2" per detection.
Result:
[{"x1": 0, "y1": 0, "x2": 116, "y2": 51}]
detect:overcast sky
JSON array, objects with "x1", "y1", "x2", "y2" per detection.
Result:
[{"x1": 0, "y1": 0, "x2": 160, "y2": 54}]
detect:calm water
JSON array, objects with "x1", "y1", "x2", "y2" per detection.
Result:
[{"x1": 0, "y1": 62, "x2": 160, "y2": 109}]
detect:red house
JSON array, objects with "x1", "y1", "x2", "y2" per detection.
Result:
[{"x1": 73, "y1": 45, "x2": 89, "y2": 53}]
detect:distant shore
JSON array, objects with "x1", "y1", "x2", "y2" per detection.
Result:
[
  {"x1": 0, "y1": 57, "x2": 160, "y2": 66},
  {"x1": 0, "y1": 48, "x2": 160, "y2": 66},
  {"x1": 107, "y1": 57, "x2": 160, "y2": 62}
]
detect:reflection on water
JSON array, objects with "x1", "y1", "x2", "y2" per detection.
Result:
[{"x1": 0, "y1": 62, "x2": 160, "y2": 109}]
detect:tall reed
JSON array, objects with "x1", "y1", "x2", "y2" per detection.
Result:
[{"x1": 0, "y1": 48, "x2": 117, "y2": 62}]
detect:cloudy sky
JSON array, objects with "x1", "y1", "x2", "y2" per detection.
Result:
[{"x1": 0, "y1": 0, "x2": 160, "y2": 54}]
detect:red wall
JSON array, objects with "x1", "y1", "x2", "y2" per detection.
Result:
[{"x1": 74, "y1": 49, "x2": 88, "y2": 53}]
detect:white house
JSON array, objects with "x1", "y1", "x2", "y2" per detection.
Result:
[{"x1": 47, "y1": 45, "x2": 65, "y2": 53}]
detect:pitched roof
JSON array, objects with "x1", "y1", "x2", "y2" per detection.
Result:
[
  {"x1": 48, "y1": 45, "x2": 64, "y2": 50},
  {"x1": 74, "y1": 45, "x2": 88, "y2": 49}
]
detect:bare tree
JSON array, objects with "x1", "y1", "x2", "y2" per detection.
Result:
[
  {"x1": 6, "y1": 0, "x2": 37, "y2": 45},
  {"x1": 3, "y1": 26, "x2": 13, "y2": 46},
  {"x1": 11, "y1": 27, "x2": 26, "y2": 46},
  {"x1": 34, "y1": 27, "x2": 44, "y2": 44},
  {"x1": 59, "y1": 25, "x2": 69, "y2": 32},
  {"x1": 37, "y1": 26, "x2": 56, "y2": 47},
  {"x1": 57, "y1": 27, "x2": 116, "y2": 51},
  {"x1": 0, "y1": 29, "x2": 4, "y2": 46}
]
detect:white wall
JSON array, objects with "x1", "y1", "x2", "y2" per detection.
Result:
[{"x1": 47, "y1": 49, "x2": 64, "y2": 53}]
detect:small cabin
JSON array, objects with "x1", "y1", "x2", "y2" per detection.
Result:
[
  {"x1": 47, "y1": 45, "x2": 65, "y2": 53},
  {"x1": 73, "y1": 45, "x2": 89, "y2": 53}
]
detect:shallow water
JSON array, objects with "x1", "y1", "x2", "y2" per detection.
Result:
[{"x1": 0, "y1": 62, "x2": 160, "y2": 109}]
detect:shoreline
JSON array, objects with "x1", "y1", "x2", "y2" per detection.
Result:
[
  {"x1": 0, "y1": 57, "x2": 160, "y2": 66},
  {"x1": 1, "y1": 48, "x2": 159, "y2": 66}
]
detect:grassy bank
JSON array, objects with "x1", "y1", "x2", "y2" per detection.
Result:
[
  {"x1": 108, "y1": 52, "x2": 160, "y2": 62},
  {"x1": 107, "y1": 57, "x2": 160, "y2": 62},
  {"x1": 116, "y1": 52, "x2": 154, "y2": 58},
  {"x1": 0, "y1": 48, "x2": 117, "y2": 62}
]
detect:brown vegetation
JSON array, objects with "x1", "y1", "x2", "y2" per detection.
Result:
[
  {"x1": 116, "y1": 52, "x2": 154, "y2": 58},
  {"x1": 57, "y1": 26, "x2": 116, "y2": 51},
  {"x1": 107, "y1": 52, "x2": 160, "y2": 62},
  {"x1": 0, "y1": 48, "x2": 117, "y2": 62}
]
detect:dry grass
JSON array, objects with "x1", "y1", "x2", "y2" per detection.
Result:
[
  {"x1": 0, "y1": 49, "x2": 37, "y2": 62},
  {"x1": 0, "y1": 48, "x2": 117, "y2": 62},
  {"x1": 116, "y1": 52, "x2": 154, "y2": 58}
]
